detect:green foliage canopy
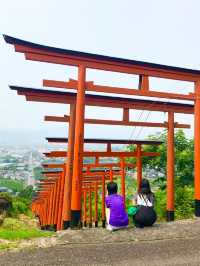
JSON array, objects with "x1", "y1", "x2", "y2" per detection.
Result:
[
  {"x1": 0, "y1": 178, "x2": 24, "y2": 193},
  {"x1": 18, "y1": 185, "x2": 33, "y2": 201},
  {"x1": 128, "y1": 130, "x2": 194, "y2": 186}
]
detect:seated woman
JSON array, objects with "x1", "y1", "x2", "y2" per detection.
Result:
[
  {"x1": 105, "y1": 182, "x2": 129, "y2": 231},
  {"x1": 133, "y1": 179, "x2": 157, "y2": 228}
]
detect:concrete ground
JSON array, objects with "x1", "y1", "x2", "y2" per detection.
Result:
[{"x1": 1, "y1": 219, "x2": 200, "y2": 265}]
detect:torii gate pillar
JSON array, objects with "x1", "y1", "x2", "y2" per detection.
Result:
[
  {"x1": 137, "y1": 144, "x2": 142, "y2": 191},
  {"x1": 71, "y1": 65, "x2": 86, "y2": 226},
  {"x1": 194, "y1": 81, "x2": 200, "y2": 216},
  {"x1": 166, "y1": 111, "x2": 175, "y2": 221},
  {"x1": 62, "y1": 103, "x2": 76, "y2": 229}
]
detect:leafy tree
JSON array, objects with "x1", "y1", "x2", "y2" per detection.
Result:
[
  {"x1": 127, "y1": 130, "x2": 194, "y2": 186},
  {"x1": 18, "y1": 186, "x2": 33, "y2": 201}
]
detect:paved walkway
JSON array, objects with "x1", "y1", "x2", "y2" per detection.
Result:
[
  {"x1": 57, "y1": 218, "x2": 200, "y2": 245},
  {"x1": 1, "y1": 219, "x2": 200, "y2": 265}
]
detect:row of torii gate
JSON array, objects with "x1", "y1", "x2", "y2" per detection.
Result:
[
  {"x1": 38, "y1": 139, "x2": 161, "y2": 230},
  {"x1": 4, "y1": 34, "x2": 200, "y2": 230}
]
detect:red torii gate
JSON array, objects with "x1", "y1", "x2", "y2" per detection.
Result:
[
  {"x1": 35, "y1": 166, "x2": 120, "y2": 230},
  {"x1": 4, "y1": 34, "x2": 199, "y2": 227},
  {"x1": 43, "y1": 139, "x2": 160, "y2": 228},
  {"x1": 11, "y1": 85, "x2": 192, "y2": 224},
  {"x1": 42, "y1": 161, "x2": 131, "y2": 229},
  {"x1": 44, "y1": 138, "x2": 161, "y2": 186},
  {"x1": 11, "y1": 84, "x2": 192, "y2": 224}
]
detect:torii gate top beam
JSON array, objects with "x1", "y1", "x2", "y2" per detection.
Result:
[
  {"x1": 4, "y1": 34, "x2": 200, "y2": 82},
  {"x1": 46, "y1": 137, "x2": 163, "y2": 145},
  {"x1": 10, "y1": 86, "x2": 194, "y2": 114}
]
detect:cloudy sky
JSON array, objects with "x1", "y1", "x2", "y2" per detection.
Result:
[{"x1": 0, "y1": 0, "x2": 199, "y2": 145}]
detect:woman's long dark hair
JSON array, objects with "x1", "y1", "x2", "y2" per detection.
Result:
[
  {"x1": 139, "y1": 179, "x2": 152, "y2": 194},
  {"x1": 139, "y1": 179, "x2": 154, "y2": 203}
]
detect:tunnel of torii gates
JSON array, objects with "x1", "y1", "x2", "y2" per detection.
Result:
[{"x1": 4, "y1": 34, "x2": 200, "y2": 230}]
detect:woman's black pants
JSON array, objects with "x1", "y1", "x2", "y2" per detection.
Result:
[{"x1": 134, "y1": 206, "x2": 157, "y2": 227}]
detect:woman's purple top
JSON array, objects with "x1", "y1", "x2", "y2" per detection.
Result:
[{"x1": 105, "y1": 194, "x2": 129, "y2": 227}]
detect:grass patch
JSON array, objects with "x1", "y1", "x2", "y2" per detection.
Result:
[
  {"x1": 0, "y1": 243, "x2": 18, "y2": 250},
  {"x1": 0, "y1": 229, "x2": 53, "y2": 240},
  {"x1": 0, "y1": 217, "x2": 54, "y2": 241}
]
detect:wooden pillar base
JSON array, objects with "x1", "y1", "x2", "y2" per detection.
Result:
[
  {"x1": 166, "y1": 210, "x2": 174, "y2": 222},
  {"x1": 71, "y1": 210, "x2": 81, "y2": 228},
  {"x1": 83, "y1": 221, "x2": 87, "y2": 227},
  {"x1": 102, "y1": 220, "x2": 106, "y2": 228},
  {"x1": 63, "y1": 221, "x2": 70, "y2": 229},
  {"x1": 45, "y1": 225, "x2": 51, "y2": 230},
  {"x1": 195, "y1": 200, "x2": 200, "y2": 217},
  {"x1": 89, "y1": 222, "x2": 92, "y2": 228},
  {"x1": 37, "y1": 216, "x2": 41, "y2": 226},
  {"x1": 53, "y1": 224, "x2": 57, "y2": 231},
  {"x1": 95, "y1": 221, "x2": 98, "y2": 227}
]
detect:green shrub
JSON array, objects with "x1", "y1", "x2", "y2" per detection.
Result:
[
  {"x1": 154, "y1": 189, "x2": 167, "y2": 221},
  {"x1": 0, "y1": 192, "x2": 12, "y2": 206},
  {"x1": 0, "y1": 192, "x2": 33, "y2": 218},
  {"x1": 9, "y1": 198, "x2": 29, "y2": 218},
  {"x1": 153, "y1": 183, "x2": 194, "y2": 221},
  {"x1": 175, "y1": 185, "x2": 194, "y2": 219},
  {"x1": 18, "y1": 185, "x2": 33, "y2": 201}
]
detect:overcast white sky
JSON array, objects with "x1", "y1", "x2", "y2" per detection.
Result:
[{"x1": 0, "y1": 0, "x2": 200, "y2": 145}]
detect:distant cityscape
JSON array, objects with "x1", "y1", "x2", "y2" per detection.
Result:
[
  {"x1": 0, "y1": 130, "x2": 68, "y2": 189},
  {"x1": 0, "y1": 141, "x2": 124, "y2": 190},
  {"x1": 0, "y1": 145, "x2": 46, "y2": 187},
  {"x1": 0, "y1": 127, "x2": 135, "y2": 192}
]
